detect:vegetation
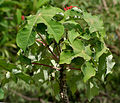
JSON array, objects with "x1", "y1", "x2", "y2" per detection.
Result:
[{"x1": 0, "y1": 0, "x2": 119, "y2": 103}]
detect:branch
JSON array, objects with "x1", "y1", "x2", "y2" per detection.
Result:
[
  {"x1": 4, "y1": 17, "x2": 13, "y2": 20},
  {"x1": 36, "y1": 39, "x2": 46, "y2": 46},
  {"x1": 113, "y1": 0, "x2": 117, "y2": 5},
  {"x1": 99, "y1": 91, "x2": 120, "y2": 101},
  {"x1": 32, "y1": 62, "x2": 81, "y2": 71},
  {"x1": 59, "y1": 65, "x2": 69, "y2": 102},
  {"x1": 67, "y1": 64, "x2": 81, "y2": 71},
  {"x1": 107, "y1": 44, "x2": 120, "y2": 55},
  {"x1": 37, "y1": 33, "x2": 58, "y2": 61},
  {"x1": 102, "y1": 0, "x2": 109, "y2": 12},
  {"x1": 32, "y1": 62, "x2": 60, "y2": 70},
  {"x1": 69, "y1": 67, "x2": 81, "y2": 71},
  {"x1": 10, "y1": 89, "x2": 46, "y2": 103},
  {"x1": 115, "y1": 29, "x2": 120, "y2": 40}
]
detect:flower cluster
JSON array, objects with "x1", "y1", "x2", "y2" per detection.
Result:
[
  {"x1": 64, "y1": 6, "x2": 76, "y2": 11},
  {"x1": 21, "y1": 15, "x2": 25, "y2": 20}
]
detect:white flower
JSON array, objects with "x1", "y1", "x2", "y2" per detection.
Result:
[
  {"x1": 6, "y1": 72, "x2": 10, "y2": 79},
  {"x1": 66, "y1": 16, "x2": 70, "y2": 20},
  {"x1": 74, "y1": 15, "x2": 77, "y2": 18},
  {"x1": 12, "y1": 69, "x2": 21, "y2": 74},
  {"x1": 59, "y1": 12, "x2": 64, "y2": 16}
]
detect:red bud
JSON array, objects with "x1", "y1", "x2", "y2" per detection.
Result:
[{"x1": 21, "y1": 15, "x2": 25, "y2": 20}]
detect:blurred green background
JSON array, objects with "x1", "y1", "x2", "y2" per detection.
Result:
[{"x1": 0, "y1": 0, "x2": 120, "y2": 102}]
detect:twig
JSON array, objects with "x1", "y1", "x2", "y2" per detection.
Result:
[
  {"x1": 32, "y1": 62, "x2": 81, "y2": 71},
  {"x1": 102, "y1": 0, "x2": 109, "y2": 12},
  {"x1": 69, "y1": 67, "x2": 81, "y2": 71},
  {"x1": 107, "y1": 44, "x2": 120, "y2": 55},
  {"x1": 10, "y1": 89, "x2": 46, "y2": 103},
  {"x1": 4, "y1": 17, "x2": 13, "y2": 20},
  {"x1": 67, "y1": 64, "x2": 81, "y2": 71},
  {"x1": 37, "y1": 33, "x2": 58, "y2": 61},
  {"x1": 32, "y1": 62, "x2": 60, "y2": 70},
  {"x1": 56, "y1": 45, "x2": 60, "y2": 57},
  {"x1": 99, "y1": 91, "x2": 120, "y2": 101},
  {"x1": 113, "y1": 0, "x2": 117, "y2": 5},
  {"x1": 36, "y1": 39, "x2": 46, "y2": 46},
  {"x1": 115, "y1": 29, "x2": 120, "y2": 40}
]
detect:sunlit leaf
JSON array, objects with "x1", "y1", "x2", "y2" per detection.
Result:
[
  {"x1": 59, "y1": 51, "x2": 74, "y2": 64},
  {"x1": 82, "y1": 62, "x2": 96, "y2": 82},
  {"x1": 87, "y1": 82, "x2": 99, "y2": 101},
  {"x1": 68, "y1": 29, "x2": 79, "y2": 43},
  {"x1": 0, "y1": 88, "x2": 4, "y2": 100},
  {"x1": 106, "y1": 55, "x2": 115, "y2": 75},
  {"x1": 83, "y1": 12, "x2": 104, "y2": 33},
  {"x1": 0, "y1": 59, "x2": 17, "y2": 72}
]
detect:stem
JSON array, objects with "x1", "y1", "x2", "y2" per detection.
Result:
[
  {"x1": 113, "y1": 0, "x2": 117, "y2": 5},
  {"x1": 32, "y1": 62, "x2": 60, "y2": 70},
  {"x1": 32, "y1": 62, "x2": 81, "y2": 71},
  {"x1": 37, "y1": 33, "x2": 58, "y2": 61},
  {"x1": 59, "y1": 65, "x2": 69, "y2": 103},
  {"x1": 69, "y1": 67, "x2": 81, "y2": 71},
  {"x1": 10, "y1": 89, "x2": 46, "y2": 103},
  {"x1": 102, "y1": 0, "x2": 109, "y2": 12},
  {"x1": 36, "y1": 39, "x2": 46, "y2": 46}
]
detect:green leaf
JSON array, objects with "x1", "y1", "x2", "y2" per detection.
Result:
[
  {"x1": 85, "y1": 45, "x2": 92, "y2": 56},
  {"x1": 71, "y1": 39, "x2": 84, "y2": 53},
  {"x1": 0, "y1": 88, "x2": 4, "y2": 100},
  {"x1": 71, "y1": 39, "x2": 91, "y2": 60},
  {"x1": 95, "y1": 41, "x2": 107, "y2": 61},
  {"x1": 43, "y1": 70, "x2": 48, "y2": 80},
  {"x1": 0, "y1": 0, "x2": 4, "y2": 5},
  {"x1": 59, "y1": 39, "x2": 91, "y2": 64},
  {"x1": 71, "y1": 57, "x2": 85, "y2": 69},
  {"x1": 19, "y1": 54, "x2": 31, "y2": 65},
  {"x1": 59, "y1": 51, "x2": 74, "y2": 64},
  {"x1": 52, "y1": 80, "x2": 60, "y2": 95},
  {"x1": 82, "y1": 62, "x2": 96, "y2": 82},
  {"x1": 16, "y1": 15, "x2": 37, "y2": 51},
  {"x1": 73, "y1": 50, "x2": 91, "y2": 60},
  {"x1": 17, "y1": 6, "x2": 64, "y2": 51},
  {"x1": 79, "y1": 31, "x2": 99, "y2": 40},
  {"x1": 83, "y1": 12, "x2": 104, "y2": 33},
  {"x1": 97, "y1": 52, "x2": 115, "y2": 80},
  {"x1": 38, "y1": 0, "x2": 50, "y2": 8},
  {"x1": 87, "y1": 82, "x2": 99, "y2": 101},
  {"x1": 16, "y1": 9, "x2": 22, "y2": 24},
  {"x1": 106, "y1": 55, "x2": 115, "y2": 75},
  {"x1": 68, "y1": 29, "x2": 79, "y2": 43},
  {"x1": 0, "y1": 59, "x2": 17, "y2": 72},
  {"x1": 64, "y1": 8, "x2": 82, "y2": 19},
  {"x1": 36, "y1": 7, "x2": 64, "y2": 43},
  {"x1": 66, "y1": 71, "x2": 79, "y2": 95},
  {"x1": 15, "y1": 73, "x2": 32, "y2": 84},
  {"x1": 99, "y1": 30, "x2": 106, "y2": 38},
  {"x1": 97, "y1": 53, "x2": 107, "y2": 80},
  {"x1": 46, "y1": 20, "x2": 64, "y2": 43}
]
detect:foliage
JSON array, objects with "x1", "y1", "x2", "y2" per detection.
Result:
[
  {"x1": 0, "y1": 0, "x2": 119, "y2": 103},
  {"x1": 15, "y1": 5, "x2": 114, "y2": 102}
]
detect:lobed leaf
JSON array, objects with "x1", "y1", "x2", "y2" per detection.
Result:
[
  {"x1": 87, "y1": 82, "x2": 99, "y2": 101},
  {"x1": 17, "y1": 6, "x2": 64, "y2": 51},
  {"x1": 68, "y1": 29, "x2": 79, "y2": 43},
  {"x1": 0, "y1": 88, "x2": 4, "y2": 100},
  {"x1": 82, "y1": 62, "x2": 96, "y2": 82},
  {"x1": 106, "y1": 55, "x2": 115, "y2": 75},
  {"x1": 0, "y1": 59, "x2": 17, "y2": 72},
  {"x1": 83, "y1": 12, "x2": 104, "y2": 33}
]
